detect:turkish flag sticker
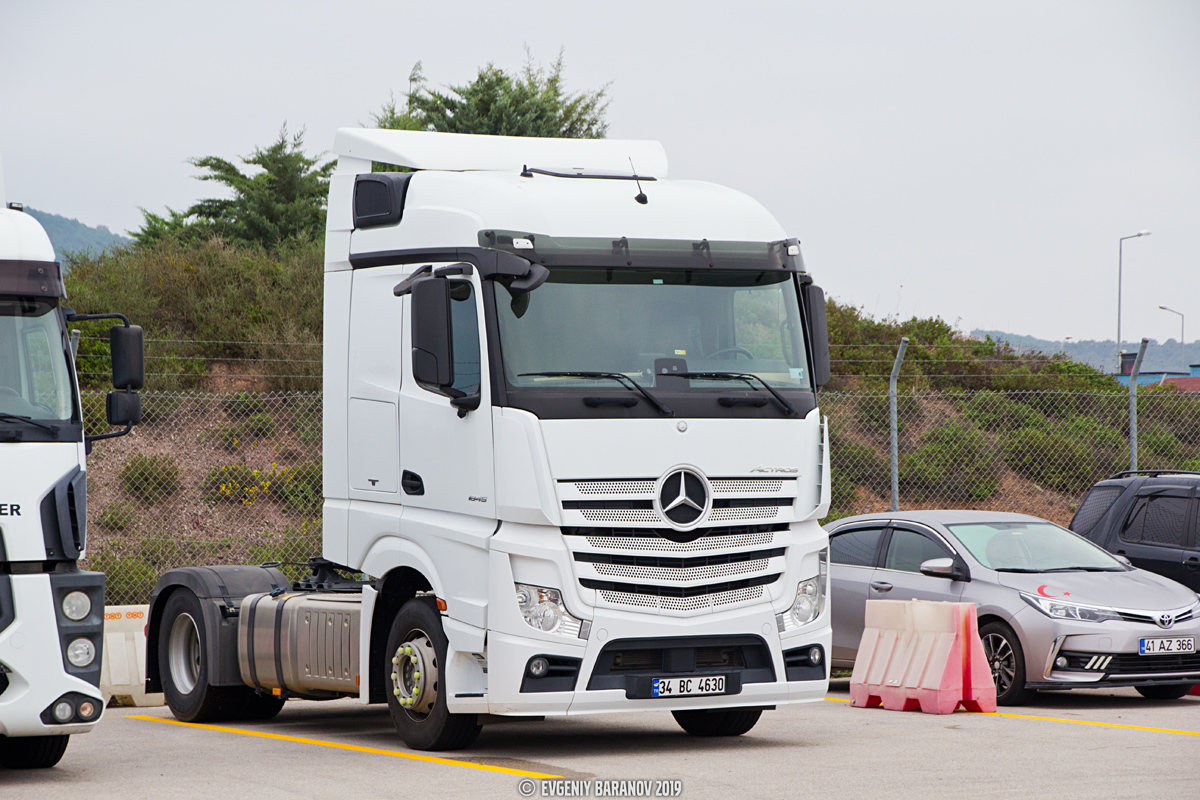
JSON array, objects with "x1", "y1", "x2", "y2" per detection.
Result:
[{"x1": 1037, "y1": 585, "x2": 1071, "y2": 598}]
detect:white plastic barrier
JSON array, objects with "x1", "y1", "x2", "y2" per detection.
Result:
[{"x1": 100, "y1": 605, "x2": 165, "y2": 707}]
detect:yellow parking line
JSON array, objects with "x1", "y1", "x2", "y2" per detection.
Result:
[
  {"x1": 824, "y1": 697, "x2": 1200, "y2": 737},
  {"x1": 128, "y1": 715, "x2": 562, "y2": 778}
]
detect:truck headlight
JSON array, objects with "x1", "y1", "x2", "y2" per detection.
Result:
[
  {"x1": 62, "y1": 591, "x2": 92, "y2": 621},
  {"x1": 514, "y1": 584, "x2": 583, "y2": 638},
  {"x1": 1020, "y1": 593, "x2": 1121, "y2": 623},
  {"x1": 787, "y1": 549, "x2": 828, "y2": 628},
  {"x1": 67, "y1": 638, "x2": 96, "y2": 667}
]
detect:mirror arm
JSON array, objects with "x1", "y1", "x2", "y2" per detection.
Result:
[
  {"x1": 450, "y1": 392, "x2": 482, "y2": 418},
  {"x1": 85, "y1": 421, "x2": 133, "y2": 445},
  {"x1": 66, "y1": 312, "x2": 131, "y2": 327}
]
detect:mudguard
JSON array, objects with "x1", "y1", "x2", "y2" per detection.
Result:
[{"x1": 144, "y1": 565, "x2": 287, "y2": 691}]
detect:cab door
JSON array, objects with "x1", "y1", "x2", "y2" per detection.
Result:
[{"x1": 397, "y1": 271, "x2": 495, "y2": 520}]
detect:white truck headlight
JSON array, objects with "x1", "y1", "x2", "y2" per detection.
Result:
[
  {"x1": 62, "y1": 591, "x2": 92, "y2": 621},
  {"x1": 514, "y1": 583, "x2": 583, "y2": 638},
  {"x1": 67, "y1": 638, "x2": 96, "y2": 667},
  {"x1": 785, "y1": 548, "x2": 828, "y2": 628}
]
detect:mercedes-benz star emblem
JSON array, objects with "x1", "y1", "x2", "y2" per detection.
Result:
[
  {"x1": 1156, "y1": 613, "x2": 1175, "y2": 630},
  {"x1": 656, "y1": 468, "x2": 710, "y2": 533}
]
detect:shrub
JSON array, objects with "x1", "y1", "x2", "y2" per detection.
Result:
[
  {"x1": 958, "y1": 391, "x2": 1044, "y2": 432},
  {"x1": 1139, "y1": 425, "x2": 1183, "y2": 464},
  {"x1": 855, "y1": 389, "x2": 922, "y2": 438},
  {"x1": 830, "y1": 432, "x2": 889, "y2": 496},
  {"x1": 1002, "y1": 417, "x2": 1123, "y2": 494},
  {"x1": 900, "y1": 422, "x2": 999, "y2": 501},
  {"x1": 121, "y1": 454, "x2": 180, "y2": 503},
  {"x1": 96, "y1": 502, "x2": 137, "y2": 531},
  {"x1": 212, "y1": 425, "x2": 242, "y2": 452},
  {"x1": 204, "y1": 464, "x2": 272, "y2": 505},
  {"x1": 222, "y1": 391, "x2": 267, "y2": 419},
  {"x1": 80, "y1": 392, "x2": 108, "y2": 435},
  {"x1": 243, "y1": 412, "x2": 277, "y2": 438},
  {"x1": 274, "y1": 461, "x2": 322, "y2": 512},
  {"x1": 247, "y1": 518, "x2": 322, "y2": 582},
  {"x1": 89, "y1": 551, "x2": 158, "y2": 605}
]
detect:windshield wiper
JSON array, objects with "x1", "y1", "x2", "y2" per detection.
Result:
[
  {"x1": 1040, "y1": 566, "x2": 1123, "y2": 573},
  {"x1": 675, "y1": 372, "x2": 800, "y2": 417},
  {"x1": 518, "y1": 372, "x2": 673, "y2": 417},
  {"x1": 0, "y1": 412, "x2": 60, "y2": 437}
]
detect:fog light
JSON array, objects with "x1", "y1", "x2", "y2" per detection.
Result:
[
  {"x1": 53, "y1": 701, "x2": 74, "y2": 722},
  {"x1": 67, "y1": 638, "x2": 95, "y2": 667},
  {"x1": 77, "y1": 700, "x2": 99, "y2": 721},
  {"x1": 1055, "y1": 656, "x2": 1069, "y2": 669},
  {"x1": 528, "y1": 657, "x2": 550, "y2": 678},
  {"x1": 62, "y1": 591, "x2": 92, "y2": 621},
  {"x1": 808, "y1": 646, "x2": 823, "y2": 665}
]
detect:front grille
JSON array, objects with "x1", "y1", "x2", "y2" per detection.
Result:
[
  {"x1": 1115, "y1": 606, "x2": 1196, "y2": 626},
  {"x1": 1060, "y1": 651, "x2": 1200, "y2": 675},
  {"x1": 559, "y1": 477, "x2": 797, "y2": 528}
]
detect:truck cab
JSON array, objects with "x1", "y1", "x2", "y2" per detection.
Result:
[
  {"x1": 147, "y1": 130, "x2": 833, "y2": 751},
  {"x1": 0, "y1": 163, "x2": 143, "y2": 768}
]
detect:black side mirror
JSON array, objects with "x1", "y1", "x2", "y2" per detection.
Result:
[
  {"x1": 106, "y1": 390, "x2": 142, "y2": 426},
  {"x1": 110, "y1": 324, "x2": 145, "y2": 390},
  {"x1": 803, "y1": 283, "x2": 830, "y2": 388},
  {"x1": 411, "y1": 278, "x2": 454, "y2": 388}
]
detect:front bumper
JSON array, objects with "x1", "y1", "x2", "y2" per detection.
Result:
[
  {"x1": 0, "y1": 573, "x2": 105, "y2": 737},
  {"x1": 1010, "y1": 606, "x2": 1200, "y2": 689},
  {"x1": 481, "y1": 602, "x2": 830, "y2": 716}
]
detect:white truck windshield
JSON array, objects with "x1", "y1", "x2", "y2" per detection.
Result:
[
  {"x1": 0, "y1": 296, "x2": 75, "y2": 421},
  {"x1": 496, "y1": 268, "x2": 810, "y2": 391}
]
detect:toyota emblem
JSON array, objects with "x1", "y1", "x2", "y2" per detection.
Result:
[
  {"x1": 655, "y1": 467, "x2": 711, "y2": 532},
  {"x1": 1156, "y1": 613, "x2": 1175, "y2": 630}
]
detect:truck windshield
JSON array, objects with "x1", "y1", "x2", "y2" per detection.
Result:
[
  {"x1": 0, "y1": 296, "x2": 75, "y2": 422},
  {"x1": 496, "y1": 268, "x2": 810, "y2": 391}
]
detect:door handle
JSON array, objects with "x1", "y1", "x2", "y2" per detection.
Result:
[
  {"x1": 1185, "y1": 557, "x2": 1199, "y2": 571},
  {"x1": 401, "y1": 470, "x2": 424, "y2": 495},
  {"x1": 1116, "y1": 550, "x2": 1126, "y2": 555},
  {"x1": 870, "y1": 581, "x2": 893, "y2": 592}
]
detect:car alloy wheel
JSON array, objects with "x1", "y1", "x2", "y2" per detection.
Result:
[{"x1": 982, "y1": 632, "x2": 1016, "y2": 695}]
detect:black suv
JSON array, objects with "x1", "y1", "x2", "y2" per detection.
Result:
[{"x1": 1070, "y1": 471, "x2": 1200, "y2": 592}]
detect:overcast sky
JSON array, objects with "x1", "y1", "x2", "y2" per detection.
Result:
[{"x1": 2, "y1": 1, "x2": 1196, "y2": 347}]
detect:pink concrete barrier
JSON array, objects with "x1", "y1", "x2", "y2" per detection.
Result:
[
  {"x1": 849, "y1": 599, "x2": 996, "y2": 714},
  {"x1": 1189, "y1": 684, "x2": 1199, "y2": 696}
]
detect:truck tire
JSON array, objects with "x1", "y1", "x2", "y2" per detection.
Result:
[
  {"x1": 0, "y1": 734, "x2": 70, "y2": 769},
  {"x1": 384, "y1": 597, "x2": 481, "y2": 751},
  {"x1": 672, "y1": 707, "x2": 763, "y2": 737},
  {"x1": 158, "y1": 589, "x2": 284, "y2": 722}
]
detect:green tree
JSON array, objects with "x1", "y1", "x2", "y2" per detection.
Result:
[
  {"x1": 133, "y1": 126, "x2": 334, "y2": 250},
  {"x1": 374, "y1": 51, "x2": 610, "y2": 139}
]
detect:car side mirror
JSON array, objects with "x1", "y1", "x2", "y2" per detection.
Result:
[
  {"x1": 920, "y1": 556, "x2": 971, "y2": 581},
  {"x1": 1114, "y1": 554, "x2": 1133, "y2": 569},
  {"x1": 803, "y1": 283, "x2": 830, "y2": 387},
  {"x1": 411, "y1": 278, "x2": 454, "y2": 389}
]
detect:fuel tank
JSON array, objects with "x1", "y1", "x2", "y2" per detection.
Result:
[{"x1": 237, "y1": 591, "x2": 362, "y2": 697}]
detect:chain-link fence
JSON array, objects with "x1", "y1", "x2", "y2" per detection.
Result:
[
  {"x1": 83, "y1": 384, "x2": 1200, "y2": 604},
  {"x1": 80, "y1": 391, "x2": 323, "y2": 604}
]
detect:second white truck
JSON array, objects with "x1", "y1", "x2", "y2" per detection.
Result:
[{"x1": 145, "y1": 130, "x2": 833, "y2": 750}]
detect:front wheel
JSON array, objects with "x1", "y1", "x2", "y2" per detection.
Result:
[
  {"x1": 979, "y1": 621, "x2": 1034, "y2": 706},
  {"x1": 159, "y1": 589, "x2": 284, "y2": 722},
  {"x1": 0, "y1": 735, "x2": 70, "y2": 769},
  {"x1": 672, "y1": 707, "x2": 763, "y2": 737},
  {"x1": 384, "y1": 597, "x2": 480, "y2": 751},
  {"x1": 1135, "y1": 684, "x2": 1192, "y2": 700}
]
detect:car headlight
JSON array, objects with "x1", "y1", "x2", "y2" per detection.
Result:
[
  {"x1": 67, "y1": 638, "x2": 96, "y2": 667},
  {"x1": 62, "y1": 591, "x2": 92, "y2": 621},
  {"x1": 1021, "y1": 592, "x2": 1120, "y2": 623},
  {"x1": 515, "y1": 583, "x2": 584, "y2": 638},
  {"x1": 787, "y1": 549, "x2": 828, "y2": 628}
]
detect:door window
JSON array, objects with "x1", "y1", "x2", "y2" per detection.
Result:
[
  {"x1": 1122, "y1": 496, "x2": 1189, "y2": 548},
  {"x1": 884, "y1": 529, "x2": 950, "y2": 573},
  {"x1": 448, "y1": 282, "x2": 480, "y2": 396},
  {"x1": 1070, "y1": 485, "x2": 1124, "y2": 537},
  {"x1": 829, "y1": 527, "x2": 885, "y2": 567}
]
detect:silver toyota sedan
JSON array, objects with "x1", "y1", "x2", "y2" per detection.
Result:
[{"x1": 826, "y1": 510, "x2": 1200, "y2": 705}]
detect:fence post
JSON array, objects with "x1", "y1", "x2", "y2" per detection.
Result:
[
  {"x1": 1128, "y1": 337, "x2": 1148, "y2": 471},
  {"x1": 889, "y1": 337, "x2": 909, "y2": 511}
]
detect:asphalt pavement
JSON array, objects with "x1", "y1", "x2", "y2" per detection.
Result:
[{"x1": 4, "y1": 680, "x2": 1198, "y2": 799}]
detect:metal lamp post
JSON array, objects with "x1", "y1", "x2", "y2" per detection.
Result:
[
  {"x1": 1116, "y1": 230, "x2": 1151, "y2": 364},
  {"x1": 1158, "y1": 305, "x2": 1185, "y2": 373}
]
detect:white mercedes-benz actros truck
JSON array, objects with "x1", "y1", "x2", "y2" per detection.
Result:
[
  {"x1": 0, "y1": 160, "x2": 145, "y2": 768},
  {"x1": 145, "y1": 129, "x2": 832, "y2": 751}
]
